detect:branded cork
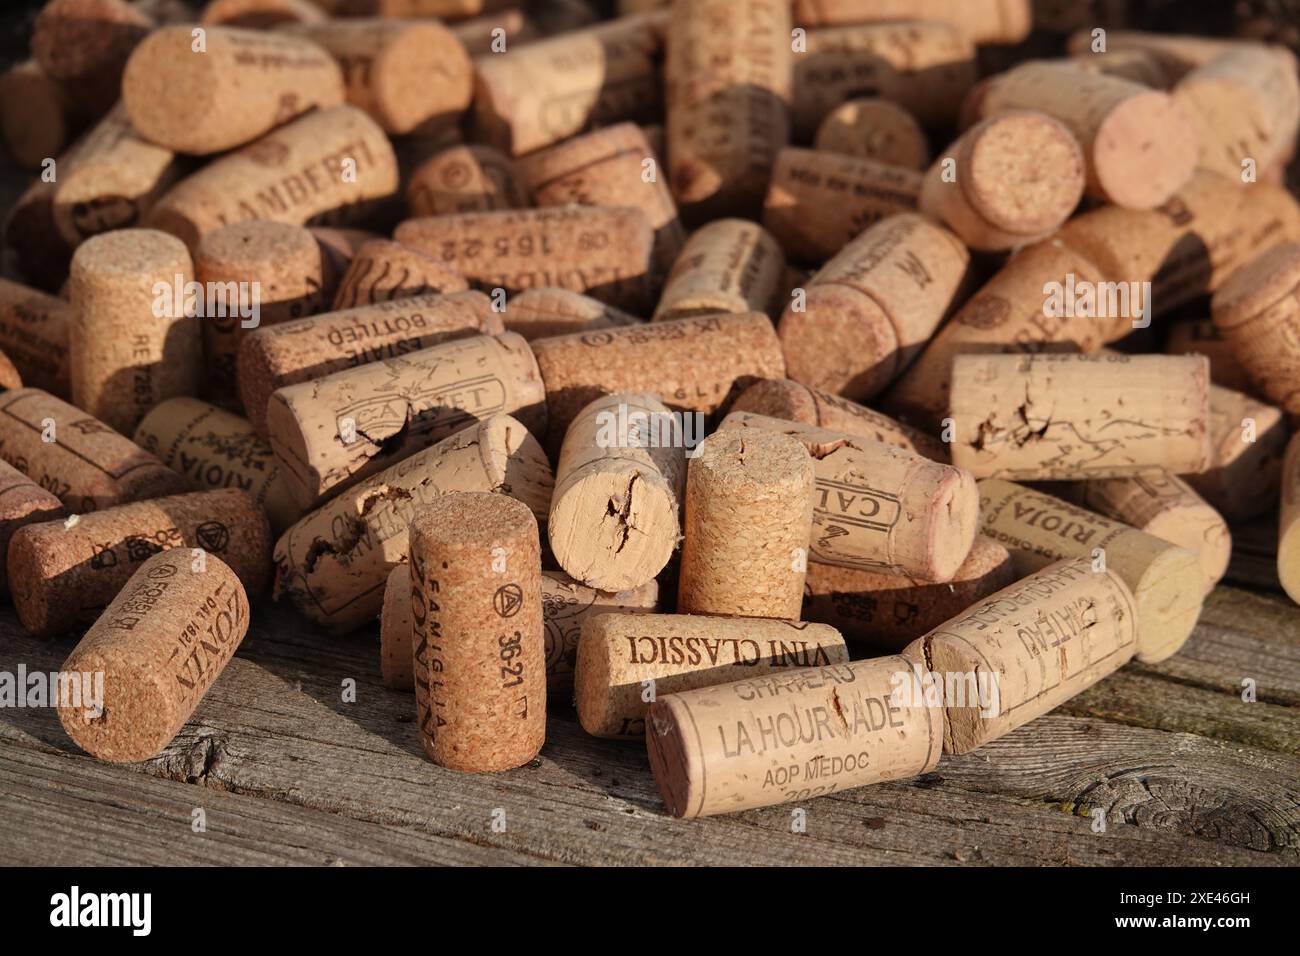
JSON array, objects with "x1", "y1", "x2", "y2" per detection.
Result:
[
  {"x1": 1211, "y1": 242, "x2": 1300, "y2": 419},
  {"x1": 202, "y1": 0, "x2": 328, "y2": 27},
  {"x1": 664, "y1": 0, "x2": 791, "y2": 219},
  {"x1": 1280, "y1": 432, "x2": 1300, "y2": 604},
  {"x1": 905, "y1": 557, "x2": 1138, "y2": 753},
  {"x1": 653, "y1": 220, "x2": 784, "y2": 323},
  {"x1": 134, "y1": 397, "x2": 303, "y2": 534},
  {"x1": 530, "y1": 311, "x2": 785, "y2": 435},
  {"x1": 516, "y1": 123, "x2": 684, "y2": 275},
  {"x1": 730, "y1": 379, "x2": 947, "y2": 460},
  {"x1": 473, "y1": 12, "x2": 668, "y2": 156},
  {"x1": 919, "y1": 111, "x2": 1085, "y2": 252},
  {"x1": 950, "y1": 353, "x2": 1214, "y2": 480},
  {"x1": 791, "y1": 20, "x2": 977, "y2": 138},
  {"x1": 762, "y1": 148, "x2": 922, "y2": 263},
  {"x1": 0, "y1": 460, "x2": 65, "y2": 596},
  {"x1": 813, "y1": 99, "x2": 930, "y2": 170},
  {"x1": 803, "y1": 536, "x2": 1015, "y2": 653},
  {"x1": 56, "y1": 548, "x2": 250, "y2": 763},
  {"x1": 1183, "y1": 386, "x2": 1287, "y2": 521},
  {"x1": 331, "y1": 240, "x2": 469, "y2": 312},
  {"x1": 238, "y1": 290, "x2": 498, "y2": 436},
  {"x1": 32, "y1": 0, "x2": 152, "y2": 116},
  {"x1": 576, "y1": 613, "x2": 848, "y2": 739},
  {"x1": 0, "y1": 278, "x2": 71, "y2": 398},
  {"x1": 8, "y1": 488, "x2": 271, "y2": 638},
  {"x1": 273, "y1": 414, "x2": 553, "y2": 634},
  {"x1": 777, "y1": 213, "x2": 969, "y2": 399},
  {"x1": 381, "y1": 564, "x2": 658, "y2": 693},
  {"x1": 407, "y1": 145, "x2": 530, "y2": 216},
  {"x1": 1067, "y1": 471, "x2": 1231, "y2": 594},
  {"x1": 148, "y1": 106, "x2": 400, "y2": 250},
  {"x1": 1164, "y1": 319, "x2": 1255, "y2": 394},
  {"x1": 284, "y1": 19, "x2": 472, "y2": 136},
  {"x1": 409, "y1": 492, "x2": 546, "y2": 772},
  {"x1": 68, "y1": 229, "x2": 202, "y2": 436},
  {"x1": 970, "y1": 61, "x2": 1198, "y2": 210},
  {"x1": 0, "y1": 60, "x2": 81, "y2": 170},
  {"x1": 549, "y1": 392, "x2": 685, "y2": 591},
  {"x1": 504, "y1": 289, "x2": 641, "y2": 340},
  {"x1": 720, "y1": 412, "x2": 979, "y2": 582},
  {"x1": 647, "y1": 654, "x2": 942, "y2": 818},
  {"x1": 123, "y1": 25, "x2": 346, "y2": 155},
  {"x1": 792, "y1": 0, "x2": 1032, "y2": 45},
  {"x1": 677, "y1": 429, "x2": 814, "y2": 620},
  {"x1": 0, "y1": 389, "x2": 188, "y2": 513}
]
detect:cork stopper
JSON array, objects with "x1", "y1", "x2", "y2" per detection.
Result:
[
  {"x1": 407, "y1": 145, "x2": 530, "y2": 216},
  {"x1": 0, "y1": 460, "x2": 65, "y2": 596},
  {"x1": 331, "y1": 240, "x2": 468, "y2": 311},
  {"x1": 57, "y1": 548, "x2": 250, "y2": 763},
  {"x1": 677, "y1": 428, "x2": 814, "y2": 619},
  {"x1": 1163, "y1": 319, "x2": 1255, "y2": 394},
  {"x1": 653, "y1": 219, "x2": 785, "y2": 323},
  {"x1": 1280, "y1": 432, "x2": 1300, "y2": 604},
  {"x1": 32, "y1": 0, "x2": 151, "y2": 115},
  {"x1": 504, "y1": 289, "x2": 642, "y2": 340},
  {"x1": 549, "y1": 392, "x2": 685, "y2": 592},
  {"x1": 813, "y1": 98, "x2": 930, "y2": 169},
  {"x1": 0, "y1": 60, "x2": 80, "y2": 170},
  {"x1": 409, "y1": 492, "x2": 546, "y2": 772},
  {"x1": 1185, "y1": 385, "x2": 1288, "y2": 521},
  {"x1": 792, "y1": 0, "x2": 1032, "y2": 45},
  {"x1": 0, "y1": 279, "x2": 74, "y2": 397},
  {"x1": 202, "y1": 0, "x2": 328, "y2": 28},
  {"x1": 69, "y1": 228, "x2": 202, "y2": 436},
  {"x1": 123, "y1": 25, "x2": 346, "y2": 155}
]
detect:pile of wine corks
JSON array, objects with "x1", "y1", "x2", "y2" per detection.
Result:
[{"x1": 2, "y1": 0, "x2": 1300, "y2": 821}]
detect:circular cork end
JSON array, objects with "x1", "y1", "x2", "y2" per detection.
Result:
[
  {"x1": 962, "y1": 111, "x2": 1085, "y2": 235},
  {"x1": 201, "y1": 0, "x2": 326, "y2": 28},
  {"x1": 70, "y1": 228, "x2": 192, "y2": 293},
  {"x1": 1092, "y1": 90, "x2": 1198, "y2": 210},
  {"x1": 814, "y1": 98, "x2": 930, "y2": 170},
  {"x1": 57, "y1": 646, "x2": 175, "y2": 762},
  {"x1": 645, "y1": 697, "x2": 700, "y2": 819},
  {"x1": 1144, "y1": 505, "x2": 1231, "y2": 595},
  {"x1": 549, "y1": 461, "x2": 678, "y2": 592},
  {"x1": 122, "y1": 26, "x2": 223, "y2": 153},
  {"x1": 0, "y1": 63, "x2": 70, "y2": 169},
  {"x1": 0, "y1": 349, "x2": 20, "y2": 389},
  {"x1": 379, "y1": 563, "x2": 411, "y2": 689},
  {"x1": 372, "y1": 23, "x2": 473, "y2": 134},
  {"x1": 1211, "y1": 242, "x2": 1300, "y2": 330},
  {"x1": 197, "y1": 221, "x2": 323, "y2": 319},
  {"x1": 409, "y1": 490, "x2": 537, "y2": 557},
  {"x1": 730, "y1": 379, "x2": 819, "y2": 425},
  {"x1": 692, "y1": 428, "x2": 811, "y2": 499},
  {"x1": 1132, "y1": 546, "x2": 1205, "y2": 664},
  {"x1": 7, "y1": 527, "x2": 61, "y2": 638},
  {"x1": 779, "y1": 287, "x2": 898, "y2": 399},
  {"x1": 1281, "y1": 519, "x2": 1300, "y2": 606},
  {"x1": 474, "y1": 414, "x2": 555, "y2": 523},
  {"x1": 915, "y1": 466, "x2": 981, "y2": 583},
  {"x1": 573, "y1": 616, "x2": 615, "y2": 736},
  {"x1": 32, "y1": 0, "x2": 150, "y2": 82}
]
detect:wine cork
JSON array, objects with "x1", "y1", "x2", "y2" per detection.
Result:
[
  {"x1": 342, "y1": 0, "x2": 515, "y2": 16},
  {"x1": 677, "y1": 429, "x2": 814, "y2": 619},
  {"x1": 977, "y1": 478, "x2": 1203, "y2": 663},
  {"x1": 1067, "y1": 471, "x2": 1231, "y2": 594},
  {"x1": 409, "y1": 492, "x2": 545, "y2": 772},
  {"x1": 791, "y1": 21, "x2": 977, "y2": 138},
  {"x1": 762, "y1": 148, "x2": 922, "y2": 264},
  {"x1": 647, "y1": 654, "x2": 942, "y2": 818},
  {"x1": 950, "y1": 354, "x2": 1214, "y2": 480},
  {"x1": 0, "y1": 460, "x2": 65, "y2": 596},
  {"x1": 273, "y1": 414, "x2": 554, "y2": 634},
  {"x1": 331, "y1": 240, "x2": 468, "y2": 312},
  {"x1": 1164, "y1": 319, "x2": 1255, "y2": 394},
  {"x1": 1211, "y1": 242, "x2": 1300, "y2": 419},
  {"x1": 56, "y1": 548, "x2": 249, "y2": 762},
  {"x1": 0, "y1": 60, "x2": 81, "y2": 170},
  {"x1": 284, "y1": 19, "x2": 473, "y2": 135},
  {"x1": 813, "y1": 99, "x2": 930, "y2": 170},
  {"x1": 49, "y1": 105, "x2": 182, "y2": 249},
  {"x1": 504, "y1": 289, "x2": 641, "y2": 340},
  {"x1": 777, "y1": 213, "x2": 969, "y2": 399},
  {"x1": 652, "y1": 219, "x2": 785, "y2": 323},
  {"x1": 720, "y1": 412, "x2": 979, "y2": 582},
  {"x1": 195, "y1": 221, "x2": 338, "y2": 406},
  {"x1": 970, "y1": 61, "x2": 1198, "y2": 210},
  {"x1": 134, "y1": 397, "x2": 304, "y2": 534},
  {"x1": 1068, "y1": 49, "x2": 1172, "y2": 88},
  {"x1": 1280, "y1": 432, "x2": 1300, "y2": 604},
  {"x1": 237, "y1": 291, "x2": 498, "y2": 436},
  {"x1": 123, "y1": 25, "x2": 346, "y2": 155},
  {"x1": 0, "y1": 280, "x2": 72, "y2": 398},
  {"x1": 515, "y1": 123, "x2": 684, "y2": 275},
  {"x1": 202, "y1": 0, "x2": 328, "y2": 27},
  {"x1": 69, "y1": 229, "x2": 202, "y2": 436},
  {"x1": 903, "y1": 557, "x2": 1138, "y2": 754},
  {"x1": 1184, "y1": 386, "x2": 1288, "y2": 521},
  {"x1": 803, "y1": 536, "x2": 1015, "y2": 653},
  {"x1": 8, "y1": 488, "x2": 271, "y2": 639},
  {"x1": 394, "y1": 206, "x2": 656, "y2": 314},
  {"x1": 0, "y1": 389, "x2": 188, "y2": 513},
  {"x1": 32, "y1": 0, "x2": 152, "y2": 116},
  {"x1": 148, "y1": 106, "x2": 400, "y2": 251},
  {"x1": 730, "y1": 379, "x2": 947, "y2": 460},
  {"x1": 919, "y1": 111, "x2": 1086, "y2": 253},
  {"x1": 576, "y1": 613, "x2": 849, "y2": 739},
  {"x1": 3, "y1": 179, "x2": 72, "y2": 293},
  {"x1": 268, "y1": 331, "x2": 546, "y2": 507},
  {"x1": 530, "y1": 312, "x2": 785, "y2": 435},
  {"x1": 664, "y1": 0, "x2": 792, "y2": 220},
  {"x1": 792, "y1": 0, "x2": 1032, "y2": 45},
  {"x1": 549, "y1": 392, "x2": 685, "y2": 591},
  {"x1": 407, "y1": 145, "x2": 530, "y2": 216},
  {"x1": 1065, "y1": 32, "x2": 1259, "y2": 84},
  {"x1": 473, "y1": 12, "x2": 668, "y2": 156}
]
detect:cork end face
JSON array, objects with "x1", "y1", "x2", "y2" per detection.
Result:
[
  {"x1": 778, "y1": 292, "x2": 898, "y2": 401},
  {"x1": 1092, "y1": 91, "x2": 1198, "y2": 210},
  {"x1": 692, "y1": 427, "x2": 813, "y2": 495},
  {"x1": 122, "y1": 26, "x2": 224, "y2": 154},
  {"x1": 730, "y1": 378, "x2": 817, "y2": 426},
  {"x1": 373, "y1": 23, "x2": 473, "y2": 135},
  {"x1": 924, "y1": 467, "x2": 981, "y2": 584},
  {"x1": 71, "y1": 227, "x2": 193, "y2": 283},
  {"x1": 1211, "y1": 242, "x2": 1300, "y2": 330},
  {"x1": 645, "y1": 697, "x2": 699, "y2": 818},
  {"x1": 408, "y1": 489, "x2": 538, "y2": 552},
  {"x1": 477, "y1": 414, "x2": 556, "y2": 524},
  {"x1": 7, "y1": 527, "x2": 61, "y2": 638},
  {"x1": 1132, "y1": 546, "x2": 1207, "y2": 663},
  {"x1": 1144, "y1": 507, "x2": 1230, "y2": 595},
  {"x1": 56, "y1": 652, "x2": 174, "y2": 763},
  {"x1": 572, "y1": 615, "x2": 616, "y2": 737},
  {"x1": 964, "y1": 111, "x2": 1086, "y2": 235}
]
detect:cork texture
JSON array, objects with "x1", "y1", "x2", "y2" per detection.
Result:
[
  {"x1": 0, "y1": 60, "x2": 79, "y2": 170},
  {"x1": 1184, "y1": 385, "x2": 1288, "y2": 521},
  {"x1": 407, "y1": 145, "x2": 530, "y2": 216},
  {"x1": 1164, "y1": 319, "x2": 1255, "y2": 394},
  {"x1": 331, "y1": 240, "x2": 469, "y2": 311},
  {"x1": 813, "y1": 98, "x2": 930, "y2": 169},
  {"x1": 33, "y1": 0, "x2": 151, "y2": 115},
  {"x1": 1280, "y1": 432, "x2": 1300, "y2": 604},
  {"x1": 504, "y1": 289, "x2": 642, "y2": 340},
  {"x1": 792, "y1": 1, "x2": 1031, "y2": 44},
  {"x1": 653, "y1": 219, "x2": 784, "y2": 323},
  {"x1": 201, "y1": 0, "x2": 327, "y2": 27},
  {"x1": 0, "y1": 460, "x2": 65, "y2": 596}
]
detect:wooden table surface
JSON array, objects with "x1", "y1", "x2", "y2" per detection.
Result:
[{"x1": 1, "y1": 519, "x2": 1295, "y2": 867}]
